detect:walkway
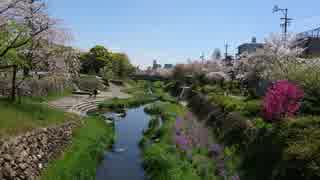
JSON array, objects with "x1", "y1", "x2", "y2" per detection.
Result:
[{"x1": 48, "y1": 83, "x2": 131, "y2": 116}]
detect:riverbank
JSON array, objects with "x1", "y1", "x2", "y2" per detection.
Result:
[
  {"x1": 141, "y1": 101, "x2": 221, "y2": 180},
  {"x1": 0, "y1": 97, "x2": 77, "y2": 138},
  {"x1": 40, "y1": 115, "x2": 114, "y2": 180}
]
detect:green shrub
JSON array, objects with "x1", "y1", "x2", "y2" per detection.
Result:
[
  {"x1": 301, "y1": 94, "x2": 320, "y2": 115},
  {"x1": 77, "y1": 75, "x2": 106, "y2": 91},
  {"x1": 242, "y1": 100, "x2": 261, "y2": 117},
  {"x1": 209, "y1": 94, "x2": 245, "y2": 112},
  {"x1": 144, "y1": 104, "x2": 163, "y2": 115},
  {"x1": 201, "y1": 85, "x2": 224, "y2": 95},
  {"x1": 274, "y1": 116, "x2": 320, "y2": 180},
  {"x1": 220, "y1": 112, "x2": 252, "y2": 147},
  {"x1": 99, "y1": 95, "x2": 157, "y2": 110},
  {"x1": 143, "y1": 143, "x2": 201, "y2": 180},
  {"x1": 241, "y1": 116, "x2": 320, "y2": 180}
]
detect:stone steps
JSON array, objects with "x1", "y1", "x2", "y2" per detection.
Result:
[{"x1": 68, "y1": 100, "x2": 105, "y2": 116}]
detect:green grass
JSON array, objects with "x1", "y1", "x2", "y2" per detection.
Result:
[
  {"x1": 98, "y1": 95, "x2": 157, "y2": 112},
  {"x1": 208, "y1": 93, "x2": 261, "y2": 117},
  {"x1": 0, "y1": 98, "x2": 75, "y2": 137},
  {"x1": 25, "y1": 89, "x2": 73, "y2": 102},
  {"x1": 98, "y1": 81, "x2": 162, "y2": 111},
  {"x1": 41, "y1": 115, "x2": 114, "y2": 180}
]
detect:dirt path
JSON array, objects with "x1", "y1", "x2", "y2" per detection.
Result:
[{"x1": 48, "y1": 83, "x2": 131, "y2": 116}]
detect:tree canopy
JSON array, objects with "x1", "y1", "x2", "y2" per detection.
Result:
[{"x1": 80, "y1": 45, "x2": 135, "y2": 79}]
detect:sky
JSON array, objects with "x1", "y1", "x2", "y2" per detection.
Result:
[{"x1": 47, "y1": 0, "x2": 320, "y2": 68}]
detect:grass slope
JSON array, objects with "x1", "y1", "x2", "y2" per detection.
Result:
[
  {"x1": 0, "y1": 98, "x2": 75, "y2": 137},
  {"x1": 41, "y1": 115, "x2": 114, "y2": 180}
]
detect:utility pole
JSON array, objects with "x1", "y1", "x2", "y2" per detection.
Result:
[
  {"x1": 273, "y1": 5, "x2": 293, "y2": 42},
  {"x1": 224, "y1": 42, "x2": 229, "y2": 59}
]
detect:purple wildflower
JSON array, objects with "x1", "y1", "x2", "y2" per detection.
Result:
[
  {"x1": 218, "y1": 168, "x2": 227, "y2": 177},
  {"x1": 231, "y1": 175, "x2": 240, "y2": 180},
  {"x1": 175, "y1": 117, "x2": 183, "y2": 133},
  {"x1": 210, "y1": 144, "x2": 223, "y2": 155},
  {"x1": 175, "y1": 134, "x2": 190, "y2": 151}
]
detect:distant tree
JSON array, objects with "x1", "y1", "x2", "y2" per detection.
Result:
[
  {"x1": 80, "y1": 45, "x2": 111, "y2": 74},
  {"x1": 212, "y1": 48, "x2": 221, "y2": 61},
  {"x1": 110, "y1": 52, "x2": 134, "y2": 78}
]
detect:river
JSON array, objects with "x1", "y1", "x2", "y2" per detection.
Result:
[{"x1": 96, "y1": 106, "x2": 149, "y2": 180}]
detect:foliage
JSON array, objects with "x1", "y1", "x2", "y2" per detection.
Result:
[
  {"x1": 41, "y1": 115, "x2": 114, "y2": 180},
  {"x1": 76, "y1": 74, "x2": 106, "y2": 91},
  {"x1": 80, "y1": 45, "x2": 111, "y2": 74},
  {"x1": 262, "y1": 80, "x2": 304, "y2": 122},
  {"x1": 109, "y1": 52, "x2": 135, "y2": 79},
  {"x1": 80, "y1": 45, "x2": 134, "y2": 79},
  {"x1": 143, "y1": 143, "x2": 201, "y2": 180},
  {"x1": 242, "y1": 99, "x2": 261, "y2": 117},
  {"x1": 281, "y1": 59, "x2": 320, "y2": 115},
  {"x1": 0, "y1": 0, "x2": 73, "y2": 76},
  {"x1": 98, "y1": 95, "x2": 157, "y2": 111},
  {"x1": 241, "y1": 116, "x2": 320, "y2": 180},
  {"x1": 209, "y1": 94, "x2": 245, "y2": 113},
  {"x1": 201, "y1": 85, "x2": 223, "y2": 95},
  {"x1": 142, "y1": 102, "x2": 222, "y2": 180},
  {"x1": 274, "y1": 116, "x2": 320, "y2": 180},
  {"x1": 17, "y1": 74, "x2": 73, "y2": 97}
]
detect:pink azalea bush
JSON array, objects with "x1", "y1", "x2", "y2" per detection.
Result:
[{"x1": 262, "y1": 80, "x2": 304, "y2": 122}]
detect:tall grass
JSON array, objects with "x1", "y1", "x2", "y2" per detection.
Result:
[{"x1": 41, "y1": 115, "x2": 114, "y2": 180}]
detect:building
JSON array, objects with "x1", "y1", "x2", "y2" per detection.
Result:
[
  {"x1": 237, "y1": 37, "x2": 264, "y2": 57},
  {"x1": 163, "y1": 64, "x2": 174, "y2": 69},
  {"x1": 295, "y1": 27, "x2": 320, "y2": 58},
  {"x1": 152, "y1": 60, "x2": 161, "y2": 70}
]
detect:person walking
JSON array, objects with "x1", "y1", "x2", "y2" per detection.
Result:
[{"x1": 93, "y1": 88, "x2": 98, "y2": 98}]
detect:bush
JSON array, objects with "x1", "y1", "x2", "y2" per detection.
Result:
[
  {"x1": 143, "y1": 143, "x2": 201, "y2": 180},
  {"x1": 209, "y1": 94, "x2": 245, "y2": 112},
  {"x1": 201, "y1": 85, "x2": 224, "y2": 95},
  {"x1": 242, "y1": 100, "x2": 261, "y2": 117},
  {"x1": 99, "y1": 96, "x2": 157, "y2": 110},
  {"x1": 274, "y1": 116, "x2": 320, "y2": 180},
  {"x1": 144, "y1": 103, "x2": 163, "y2": 115},
  {"x1": 241, "y1": 116, "x2": 320, "y2": 180},
  {"x1": 220, "y1": 112, "x2": 252, "y2": 147},
  {"x1": 77, "y1": 75, "x2": 106, "y2": 91},
  {"x1": 262, "y1": 80, "x2": 304, "y2": 122}
]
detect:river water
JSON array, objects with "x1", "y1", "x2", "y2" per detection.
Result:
[{"x1": 96, "y1": 106, "x2": 149, "y2": 180}]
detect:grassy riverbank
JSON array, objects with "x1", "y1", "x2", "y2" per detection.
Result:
[
  {"x1": 41, "y1": 115, "x2": 114, "y2": 180},
  {"x1": 141, "y1": 101, "x2": 219, "y2": 180},
  {"x1": 0, "y1": 98, "x2": 76, "y2": 137}
]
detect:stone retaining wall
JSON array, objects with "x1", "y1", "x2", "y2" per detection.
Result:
[{"x1": 0, "y1": 121, "x2": 80, "y2": 180}]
